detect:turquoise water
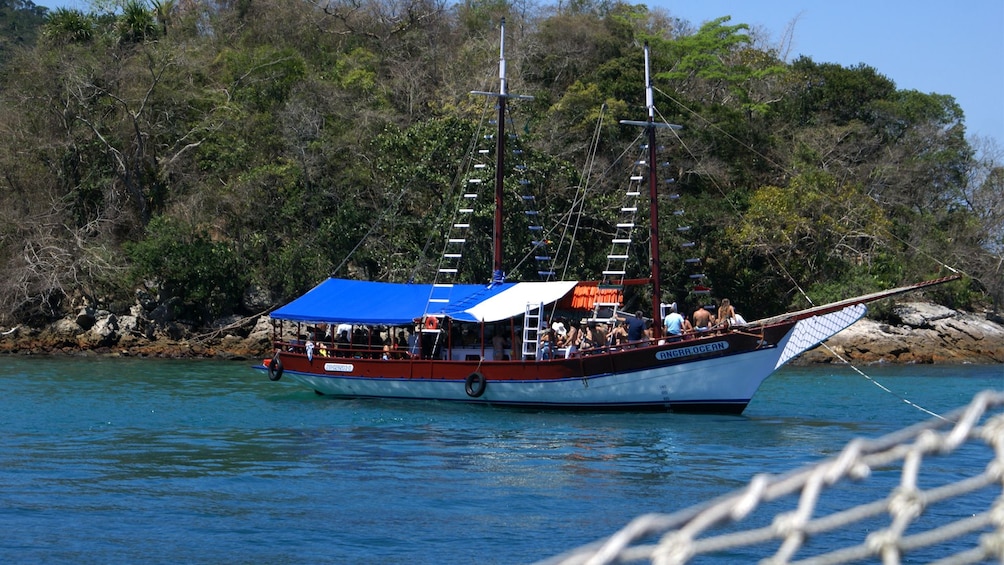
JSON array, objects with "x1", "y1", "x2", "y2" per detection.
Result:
[{"x1": 0, "y1": 357, "x2": 1000, "y2": 563}]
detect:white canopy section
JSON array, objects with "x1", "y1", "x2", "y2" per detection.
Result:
[{"x1": 462, "y1": 281, "x2": 578, "y2": 322}]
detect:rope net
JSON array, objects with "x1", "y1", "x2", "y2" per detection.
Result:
[
  {"x1": 773, "y1": 304, "x2": 867, "y2": 369},
  {"x1": 538, "y1": 390, "x2": 1004, "y2": 565}
]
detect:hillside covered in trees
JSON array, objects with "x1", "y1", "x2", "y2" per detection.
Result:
[{"x1": 0, "y1": 0, "x2": 1000, "y2": 332}]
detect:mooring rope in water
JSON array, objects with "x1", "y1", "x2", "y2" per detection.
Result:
[
  {"x1": 536, "y1": 390, "x2": 1004, "y2": 565},
  {"x1": 820, "y1": 342, "x2": 949, "y2": 422},
  {"x1": 764, "y1": 250, "x2": 949, "y2": 421}
]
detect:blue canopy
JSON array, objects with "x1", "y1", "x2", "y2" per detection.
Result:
[{"x1": 270, "y1": 279, "x2": 579, "y2": 325}]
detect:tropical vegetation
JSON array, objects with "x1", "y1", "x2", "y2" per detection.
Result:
[{"x1": 0, "y1": 0, "x2": 1000, "y2": 328}]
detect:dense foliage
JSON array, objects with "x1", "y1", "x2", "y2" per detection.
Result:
[{"x1": 0, "y1": 0, "x2": 999, "y2": 326}]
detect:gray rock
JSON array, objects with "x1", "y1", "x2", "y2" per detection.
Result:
[
  {"x1": 118, "y1": 315, "x2": 142, "y2": 335},
  {"x1": 51, "y1": 318, "x2": 82, "y2": 336},
  {"x1": 802, "y1": 302, "x2": 1004, "y2": 364},
  {"x1": 135, "y1": 289, "x2": 158, "y2": 311},
  {"x1": 79, "y1": 315, "x2": 119, "y2": 348},
  {"x1": 893, "y1": 302, "x2": 956, "y2": 328},
  {"x1": 242, "y1": 285, "x2": 273, "y2": 312},
  {"x1": 150, "y1": 297, "x2": 180, "y2": 325}
]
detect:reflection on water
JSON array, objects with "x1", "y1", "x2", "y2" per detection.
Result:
[{"x1": 0, "y1": 357, "x2": 999, "y2": 563}]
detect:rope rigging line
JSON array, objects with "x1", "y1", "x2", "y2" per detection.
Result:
[
  {"x1": 503, "y1": 106, "x2": 557, "y2": 280},
  {"x1": 405, "y1": 97, "x2": 496, "y2": 287},
  {"x1": 649, "y1": 87, "x2": 960, "y2": 420},
  {"x1": 651, "y1": 85, "x2": 967, "y2": 280},
  {"x1": 331, "y1": 181, "x2": 412, "y2": 279},
  {"x1": 417, "y1": 75, "x2": 498, "y2": 292},
  {"x1": 773, "y1": 247, "x2": 948, "y2": 421},
  {"x1": 543, "y1": 131, "x2": 648, "y2": 283},
  {"x1": 820, "y1": 341, "x2": 949, "y2": 421},
  {"x1": 511, "y1": 107, "x2": 651, "y2": 282},
  {"x1": 556, "y1": 103, "x2": 607, "y2": 281},
  {"x1": 586, "y1": 127, "x2": 650, "y2": 287}
]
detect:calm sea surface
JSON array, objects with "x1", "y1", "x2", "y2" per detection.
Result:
[{"x1": 0, "y1": 357, "x2": 1000, "y2": 564}]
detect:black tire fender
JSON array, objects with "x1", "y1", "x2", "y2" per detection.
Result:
[
  {"x1": 464, "y1": 372, "x2": 487, "y2": 398},
  {"x1": 268, "y1": 354, "x2": 284, "y2": 381}
]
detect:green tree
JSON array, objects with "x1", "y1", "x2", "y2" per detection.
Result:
[
  {"x1": 0, "y1": 0, "x2": 46, "y2": 52},
  {"x1": 41, "y1": 7, "x2": 93, "y2": 43},
  {"x1": 728, "y1": 170, "x2": 894, "y2": 308},
  {"x1": 127, "y1": 215, "x2": 247, "y2": 322},
  {"x1": 0, "y1": 0, "x2": 996, "y2": 328},
  {"x1": 118, "y1": 0, "x2": 157, "y2": 43}
]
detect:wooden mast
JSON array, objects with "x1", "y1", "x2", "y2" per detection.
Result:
[
  {"x1": 644, "y1": 45, "x2": 663, "y2": 337},
  {"x1": 620, "y1": 42, "x2": 681, "y2": 338},
  {"x1": 472, "y1": 18, "x2": 532, "y2": 286},
  {"x1": 493, "y1": 18, "x2": 508, "y2": 284}
]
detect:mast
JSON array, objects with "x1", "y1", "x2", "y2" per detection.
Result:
[
  {"x1": 644, "y1": 46, "x2": 662, "y2": 337},
  {"x1": 472, "y1": 19, "x2": 533, "y2": 286},
  {"x1": 620, "y1": 42, "x2": 681, "y2": 338},
  {"x1": 493, "y1": 19, "x2": 508, "y2": 284}
]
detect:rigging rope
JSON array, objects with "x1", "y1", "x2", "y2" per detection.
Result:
[
  {"x1": 649, "y1": 87, "x2": 959, "y2": 420},
  {"x1": 651, "y1": 85, "x2": 966, "y2": 280},
  {"x1": 820, "y1": 342, "x2": 948, "y2": 421},
  {"x1": 417, "y1": 77, "x2": 496, "y2": 288},
  {"x1": 557, "y1": 103, "x2": 607, "y2": 280},
  {"x1": 332, "y1": 182, "x2": 411, "y2": 279}
]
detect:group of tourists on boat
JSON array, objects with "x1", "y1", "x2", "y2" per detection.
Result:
[
  {"x1": 536, "y1": 298, "x2": 747, "y2": 359},
  {"x1": 276, "y1": 296, "x2": 747, "y2": 364},
  {"x1": 664, "y1": 298, "x2": 747, "y2": 336}
]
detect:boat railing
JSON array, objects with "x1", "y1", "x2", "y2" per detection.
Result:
[
  {"x1": 272, "y1": 323, "x2": 743, "y2": 362},
  {"x1": 273, "y1": 339, "x2": 413, "y2": 360}
]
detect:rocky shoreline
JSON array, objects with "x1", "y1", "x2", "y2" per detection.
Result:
[
  {"x1": 0, "y1": 300, "x2": 1001, "y2": 366},
  {"x1": 796, "y1": 302, "x2": 1004, "y2": 365}
]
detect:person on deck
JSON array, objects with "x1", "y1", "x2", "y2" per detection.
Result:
[
  {"x1": 538, "y1": 325, "x2": 556, "y2": 360},
  {"x1": 563, "y1": 319, "x2": 582, "y2": 358},
  {"x1": 579, "y1": 322, "x2": 597, "y2": 352},
  {"x1": 551, "y1": 320, "x2": 568, "y2": 345},
  {"x1": 587, "y1": 322, "x2": 608, "y2": 351},
  {"x1": 336, "y1": 323, "x2": 352, "y2": 342},
  {"x1": 492, "y1": 327, "x2": 506, "y2": 360},
  {"x1": 692, "y1": 306, "x2": 714, "y2": 331},
  {"x1": 334, "y1": 329, "x2": 350, "y2": 357},
  {"x1": 381, "y1": 331, "x2": 392, "y2": 360},
  {"x1": 625, "y1": 311, "x2": 646, "y2": 342},
  {"x1": 718, "y1": 299, "x2": 746, "y2": 327},
  {"x1": 664, "y1": 303, "x2": 687, "y2": 336},
  {"x1": 717, "y1": 299, "x2": 746, "y2": 329},
  {"x1": 608, "y1": 319, "x2": 629, "y2": 346}
]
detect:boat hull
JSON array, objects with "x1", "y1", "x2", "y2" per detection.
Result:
[
  {"x1": 258, "y1": 306, "x2": 869, "y2": 413},
  {"x1": 262, "y1": 343, "x2": 788, "y2": 413}
]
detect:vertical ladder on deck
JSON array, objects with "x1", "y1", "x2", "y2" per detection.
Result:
[
  {"x1": 592, "y1": 152, "x2": 649, "y2": 322},
  {"x1": 522, "y1": 302, "x2": 543, "y2": 359},
  {"x1": 602, "y1": 155, "x2": 646, "y2": 287},
  {"x1": 430, "y1": 136, "x2": 493, "y2": 307},
  {"x1": 506, "y1": 123, "x2": 554, "y2": 281}
]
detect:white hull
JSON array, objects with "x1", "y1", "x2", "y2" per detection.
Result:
[{"x1": 277, "y1": 342, "x2": 789, "y2": 409}]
